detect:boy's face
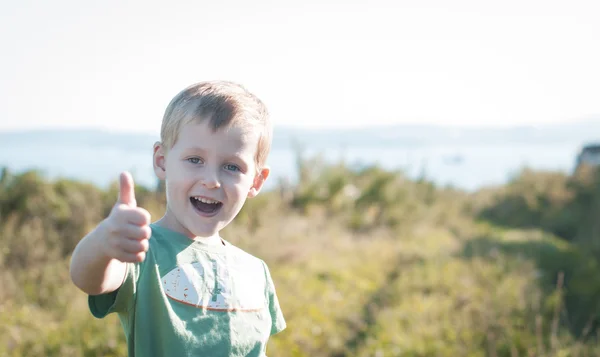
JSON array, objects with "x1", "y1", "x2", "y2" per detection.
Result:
[{"x1": 153, "y1": 120, "x2": 269, "y2": 239}]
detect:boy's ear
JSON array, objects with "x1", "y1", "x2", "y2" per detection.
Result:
[
  {"x1": 248, "y1": 167, "x2": 270, "y2": 198},
  {"x1": 153, "y1": 141, "x2": 167, "y2": 180}
]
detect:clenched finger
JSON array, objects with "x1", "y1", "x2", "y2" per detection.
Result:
[
  {"x1": 116, "y1": 251, "x2": 146, "y2": 263},
  {"x1": 120, "y1": 237, "x2": 150, "y2": 254},
  {"x1": 121, "y1": 224, "x2": 151, "y2": 240},
  {"x1": 122, "y1": 207, "x2": 151, "y2": 226}
]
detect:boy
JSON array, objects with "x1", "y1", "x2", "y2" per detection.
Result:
[{"x1": 70, "y1": 81, "x2": 286, "y2": 356}]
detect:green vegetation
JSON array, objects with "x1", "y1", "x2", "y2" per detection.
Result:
[{"x1": 2, "y1": 159, "x2": 600, "y2": 356}]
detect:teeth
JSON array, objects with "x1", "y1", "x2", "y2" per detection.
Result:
[{"x1": 193, "y1": 197, "x2": 219, "y2": 204}]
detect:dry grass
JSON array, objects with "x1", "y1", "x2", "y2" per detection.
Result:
[{"x1": 2, "y1": 162, "x2": 600, "y2": 356}]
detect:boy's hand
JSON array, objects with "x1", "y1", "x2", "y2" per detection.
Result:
[{"x1": 102, "y1": 172, "x2": 152, "y2": 263}]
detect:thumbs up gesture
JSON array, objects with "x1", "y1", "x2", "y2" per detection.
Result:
[{"x1": 102, "y1": 172, "x2": 152, "y2": 263}]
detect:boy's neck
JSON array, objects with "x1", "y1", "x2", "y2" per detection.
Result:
[
  {"x1": 153, "y1": 216, "x2": 224, "y2": 246},
  {"x1": 192, "y1": 234, "x2": 223, "y2": 246}
]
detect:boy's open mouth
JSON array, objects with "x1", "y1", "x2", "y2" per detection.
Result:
[{"x1": 190, "y1": 196, "x2": 223, "y2": 215}]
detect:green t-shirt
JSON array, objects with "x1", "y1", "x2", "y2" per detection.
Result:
[{"x1": 89, "y1": 224, "x2": 286, "y2": 357}]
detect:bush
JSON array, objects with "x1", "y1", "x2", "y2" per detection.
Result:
[{"x1": 2, "y1": 162, "x2": 600, "y2": 356}]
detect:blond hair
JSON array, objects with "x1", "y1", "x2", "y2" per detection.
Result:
[{"x1": 160, "y1": 81, "x2": 272, "y2": 169}]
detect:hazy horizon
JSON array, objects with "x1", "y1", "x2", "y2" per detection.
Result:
[{"x1": 2, "y1": 116, "x2": 600, "y2": 136}]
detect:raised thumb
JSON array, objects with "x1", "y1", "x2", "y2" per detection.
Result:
[{"x1": 118, "y1": 171, "x2": 137, "y2": 207}]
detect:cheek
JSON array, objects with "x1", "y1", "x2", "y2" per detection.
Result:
[
  {"x1": 165, "y1": 161, "x2": 188, "y2": 177},
  {"x1": 222, "y1": 171, "x2": 248, "y2": 186},
  {"x1": 166, "y1": 163, "x2": 194, "y2": 182},
  {"x1": 225, "y1": 179, "x2": 252, "y2": 198},
  {"x1": 165, "y1": 177, "x2": 192, "y2": 199}
]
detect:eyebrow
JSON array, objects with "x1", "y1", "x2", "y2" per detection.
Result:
[
  {"x1": 181, "y1": 147, "x2": 251, "y2": 165},
  {"x1": 181, "y1": 146, "x2": 208, "y2": 154}
]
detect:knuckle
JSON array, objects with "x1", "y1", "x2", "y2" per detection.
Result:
[
  {"x1": 136, "y1": 252, "x2": 146, "y2": 262},
  {"x1": 127, "y1": 210, "x2": 144, "y2": 225},
  {"x1": 138, "y1": 209, "x2": 152, "y2": 224},
  {"x1": 135, "y1": 227, "x2": 147, "y2": 240},
  {"x1": 134, "y1": 207, "x2": 151, "y2": 221},
  {"x1": 142, "y1": 226, "x2": 152, "y2": 239}
]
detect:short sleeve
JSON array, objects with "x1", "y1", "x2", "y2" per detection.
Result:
[
  {"x1": 262, "y1": 261, "x2": 286, "y2": 335},
  {"x1": 89, "y1": 262, "x2": 141, "y2": 318}
]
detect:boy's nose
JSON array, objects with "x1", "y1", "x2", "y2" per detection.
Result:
[{"x1": 200, "y1": 171, "x2": 221, "y2": 189}]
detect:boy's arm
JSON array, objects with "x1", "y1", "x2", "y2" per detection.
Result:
[
  {"x1": 70, "y1": 220, "x2": 128, "y2": 295},
  {"x1": 69, "y1": 172, "x2": 152, "y2": 296}
]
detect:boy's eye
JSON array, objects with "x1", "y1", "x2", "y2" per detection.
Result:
[
  {"x1": 224, "y1": 164, "x2": 240, "y2": 172},
  {"x1": 187, "y1": 158, "x2": 202, "y2": 164}
]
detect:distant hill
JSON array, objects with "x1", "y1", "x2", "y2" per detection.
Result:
[
  {"x1": 274, "y1": 119, "x2": 600, "y2": 149},
  {"x1": 2, "y1": 119, "x2": 599, "y2": 152}
]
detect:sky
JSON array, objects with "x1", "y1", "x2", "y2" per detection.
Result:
[{"x1": 0, "y1": 0, "x2": 599, "y2": 134}]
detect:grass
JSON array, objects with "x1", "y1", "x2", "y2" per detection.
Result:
[{"x1": 2, "y1": 161, "x2": 600, "y2": 356}]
